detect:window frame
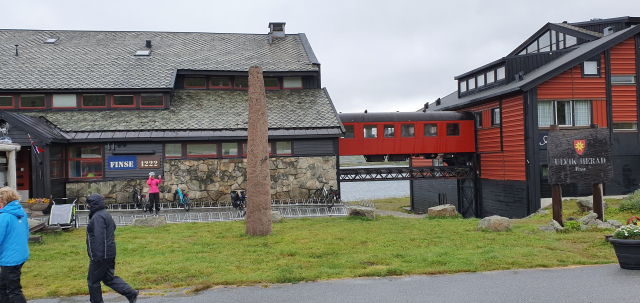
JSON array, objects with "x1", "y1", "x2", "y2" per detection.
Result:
[
  {"x1": 221, "y1": 142, "x2": 239, "y2": 158},
  {"x1": 81, "y1": 94, "x2": 107, "y2": 109},
  {"x1": 51, "y1": 94, "x2": 78, "y2": 109},
  {"x1": 555, "y1": 100, "x2": 573, "y2": 126},
  {"x1": 423, "y1": 123, "x2": 438, "y2": 137},
  {"x1": 459, "y1": 81, "x2": 467, "y2": 92},
  {"x1": 446, "y1": 123, "x2": 460, "y2": 136},
  {"x1": 242, "y1": 142, "x2": 273, "y2": 157},
  {"x1": 184, "y1": 77, "x2": 207, "y2": 89},
  {"x1": 275, "y1": 141, "x2": 292, "y2": 156},
  {"x1": 496, "y1": 66, "x2": 506, "y2": 81},
  {"x1": 344, "y1": 125, "x2": 355, "y2": 139},
  {"x1": 164, "y1": 143, "x2": 183, "y2": 159},
  {"x1": 475, "y1": 112, "x2": 483, "y2": 129},
  {"x1": 234, "y1": 76, "x2": 249, "y2": 90},
  {"x1": 401, "y1": 124, "x2": 415, "y2": 138},
  {"x1": 477, "y1": 74, "x2": 485, "y2": 87},
  {"x1": 582, "y1": 60, "x2": 601, "y2": 77},
  {"x1": 613, "y1": 122, "x2": 638, "y2": 132},
  {"x1": 50, "y1": 146, "x2": 66, "y2": 179},
  {"x1": 0, "y1": 95, "x2": 14, "y2": 109},
  {"x1": 209, "y1": 77, "x2": 232, "y2": 89},
  {"x1": 186, "y1": 143, "x2": 218, "y2": 158},
  {"x1": 264, "y1": 77, "x2": 281, "y2": 90},
  {"x1": 538, "y1": 100, "x2": 592, "y2": 128},
  {"x1": 611, "y1": 75, "x2": 636, "y2": 85},
  {"x1": 140, "y1": 93, "x2": 165, "y2": 108},
  {"x1": 486, "y1": 70, "x2": 495, "y2": 84},
  {"x1": 283, "y1": 77, "x2": 303, "y2": 89},
  {"x1": 111, "y1": 94, "x2": 136, "y2": 108},
  {"x1": 491, "y1": 108, "x2": 501, "y2": 126},
  {"x1": 68, "y1": 145, "x2": 103, "y2": 179},
  {"x1": 18, "y1": 94, "x2": 46, "y2": 109},
  {"x1": 363, "y1": 125, "x2": 378, "y2": 138},
  {"x1": 383, "y1": 125, "x2": 395, "y2": 138}
]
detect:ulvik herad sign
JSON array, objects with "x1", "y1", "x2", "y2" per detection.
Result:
[{"x1": 547, "y1": 128, "x2": 612, "y2": 185}]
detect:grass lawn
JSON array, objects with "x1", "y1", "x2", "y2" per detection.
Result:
[
  {"x1": 24, "y1": 197, "x2": 635, "y2": 300},
  {"x1": 366, "y1": 196, "x2": 411, "y2": 213}
]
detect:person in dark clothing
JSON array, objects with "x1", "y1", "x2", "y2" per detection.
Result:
[
  {"x1": 0, "y1": 187, "x2": 29, "y2": 303},
  {"x1": 86, "y1": 193, "x2": 138, "y2": 303}
]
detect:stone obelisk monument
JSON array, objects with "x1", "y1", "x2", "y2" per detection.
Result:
[{"x1": 246, "y1": 66, "x2": 272, "y2": 236}]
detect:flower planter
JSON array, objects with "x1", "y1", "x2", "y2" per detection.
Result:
[
  {"x1": 609, "y1": 238, "x2": 640, "y2": 270},
  {"x1": 30, "y1": 203, "x2": 49, "y2": 212}
]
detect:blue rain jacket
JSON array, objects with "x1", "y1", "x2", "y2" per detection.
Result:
[{"x1": 0, "y1": 200, "x2": 29, "y2": 266}]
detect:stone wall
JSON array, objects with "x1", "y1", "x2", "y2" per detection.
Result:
[{"x1": 66, "y1": 156, "x2": 337, "y2": 204}]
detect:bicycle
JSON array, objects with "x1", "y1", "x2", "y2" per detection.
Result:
[
  {"x1": 311, "y1": 184, "x2": 339, "y2": 209},
  {"x1": 230, "y1": 190, "x2": 247, "y2": 217},
  {"x1": 173, "y1": 187, "x2": 191, "y2": 212},
  {"x1": 132, "y1": 187, "x2": 149, "y2": 212}
]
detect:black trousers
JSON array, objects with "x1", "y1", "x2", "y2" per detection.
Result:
[
  {"x1": 0, "y1": 263, "x2": 26, "y2": 303},
  {"x1": 149, "y1": 192, "x2": 160, "y2": 212},
  {"x1": 87, "y1": 258, "x2": 136, "y2": 303}
]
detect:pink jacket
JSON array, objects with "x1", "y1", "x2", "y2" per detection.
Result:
[{"x1": 147, "y1": 176, "x2": 161, "y2": 194}]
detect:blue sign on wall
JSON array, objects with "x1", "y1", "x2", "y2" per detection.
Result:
[{"x1": 108, "y1": 156, "x2": 137, "y2": 170}]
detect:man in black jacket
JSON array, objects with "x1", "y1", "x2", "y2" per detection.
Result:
[{"x1": 86, "y1": 193, "x2": 138, "y2": 303}]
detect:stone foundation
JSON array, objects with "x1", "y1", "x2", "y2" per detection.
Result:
[{"x1": 66, "y1": 156, "x2": 337, "y2": 204}]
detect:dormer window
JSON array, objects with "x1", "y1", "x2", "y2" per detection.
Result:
[
  {"x1": 497, "y1": 67, "x2": 505, "y2": 80},
  {"x1": 477, "y1": 74, "x2": 485, "y2": 87},
  {"x1": 468, "y1": 78, "x2": 476, "y2": 90},
  {"x1": 518, "y1": 31, "x2": 577, "y2": 55},
  {"x1": 486, "y1": 70, "x2": 495, "y2": 84},
  {"x1": 460, "y1": 81, "x2": 467, "y2": 92}
]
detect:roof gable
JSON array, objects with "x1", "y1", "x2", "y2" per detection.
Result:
[{"x1": 507, "y1": 22, "x2": 602, "y2": 57}]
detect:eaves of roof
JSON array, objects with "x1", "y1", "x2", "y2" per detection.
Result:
[
  {"x1": 454, "y1": 58, "x2": 506, "y2": 80},
  {"x1": 437, "y1": 25, "x2": 640, "y2": 111},
  {"x1": 0, "y1": 112, "x2": 69, "y2": 143}
]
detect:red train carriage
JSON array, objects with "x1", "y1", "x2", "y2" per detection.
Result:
[{"x1": 338, "y1": 112, "x2": 476, "y2": 165}]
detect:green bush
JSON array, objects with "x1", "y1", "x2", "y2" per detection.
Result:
[
  {"x1": 619, "y1": 189, "x2": 640, "y2": 212},
  {"x1": 564, "y1": 220, "x2": 581, "y2": 232}
]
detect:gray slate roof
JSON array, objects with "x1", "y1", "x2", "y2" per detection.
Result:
[
  {"x1": 0, "y1": 30, "x2": 318, "y2": 90},
  {"x1": 24, "y1": 89, "x2": 340, "y2": 132}
]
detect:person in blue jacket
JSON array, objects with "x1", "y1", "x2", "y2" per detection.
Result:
[
  {"x1": 0, "y1": 187, "x2": 29, "y2": 303},
  {"x1": 86, "y1": 193, "x2": 138, "y2": 303}
]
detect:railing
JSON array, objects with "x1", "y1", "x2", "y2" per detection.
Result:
[
  {"x1": 339, "y1": 166, "x2": 474, "y2": 182},
  {"x1": 76, "y1": 198, "x2": 345, "y2": 211}
]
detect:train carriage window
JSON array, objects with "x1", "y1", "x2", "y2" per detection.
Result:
[
  {"x1": 491, "y1": 108, "x2": 500, "y2": 126},
  {"x1": 401, "y1": 124, "x2": 415, "y2": 137},
  {"x1": 475, "y1": 112, "x2": 482, "y2": 128},
  {"x1": 364, "y1": 125, "x2": 377, "y2": 138},
  {"x1": 344, "y1": 125, "x2": 355, "y2": 138},
  {"x1": 383, "y1": 125, "x2": 395, "y2": 138},
  {"x1": 446, "y1": 123, "x2": 460, "y2": 136},
  {"x1": 424, "y1": 124, "x2": 437, "y2": 137}
]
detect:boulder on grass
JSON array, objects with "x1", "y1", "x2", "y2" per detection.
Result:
[
  {"x1": 349, "y1": 206, "x2": 375, "y2": 220},
  {"x1": 548, "y1": 220, "x2": 564, "y2": 232},
  {"x1": 132, "y1": 216, "x2": 166, "y2": 227},
  {"x1": 576, "y1": 197, "x2": 608, "y2": 212},
  {"x1": 538, "y1": 226, "x2": 556, "y2": 232},
  {"x1": 477, "y1": 215, "x2": 511, "y2": 232},
  {"x1": 428, "y1": 204, "x2": 458, "y2": 218},
  {"x1": 578, "y1": 212, "x2": 598, "y2": 226},
  {"x1": 607, "y1": 220, "x2": 623, "y2": 228},
  {"x1": 271, "y1": 210, "x2": 283, "y2": 223}
]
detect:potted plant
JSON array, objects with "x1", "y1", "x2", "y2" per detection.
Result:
[
  {"x1": 609, "y1": 224, "x2": 640, "y2": 270},
  {"x1": 24, "y1": 198, "x2": 51, "y2": 212}
]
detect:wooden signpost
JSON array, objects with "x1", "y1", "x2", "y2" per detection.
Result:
[{"x1": 547, "y1": 124, "x2": 613, "y2": 225}]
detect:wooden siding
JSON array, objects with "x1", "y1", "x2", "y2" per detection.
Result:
[
  {"x1": 592, "y1": 100, "x2": 608, "y2": 127},
  {"x1": 610, "y1": 37, "x2": 636, "y2": 75},
  {"x1": 103, "y1": 143, "x2": 163, "y2": 179},
  {"x1": 537, "y1": 57, "x2": 607, "y2": 100},
  {"x1": 502, "y1": 95, "x2": 526, "y2": 181},
  {"x1": 477, "y1": 128, "x2": 500, "y2": 153},
  {"x1": 481, "y1": 153, "x2": 504, "y2": 180},
  {"x1": 612, "y1": 85, "x2": 638, "y2": 122},
  {"x1": 482, "y1": 110, "x2": 492, "y2": 128},
  {"x1": 293, "y1": 139, "x2": 335, "y2": 156}
]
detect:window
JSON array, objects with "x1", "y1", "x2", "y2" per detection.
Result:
[
  {"x1": 401, "y1": 124, "x2": 415, "y2": 137},
  {"x1": 538, "y1": 101, "x2": 553, "y2": 127},
  {"x1": 574, "y1": 101, "x2": 590, "y2": 126},
  {"x1": 538, "y1": 31, "x2": 551, "y2": 52},
  {"x1": 496, "y1": 67, "x2": 506, "y2": 80},
  {"x1": 477, "y1": 74, "x2": 485, "y2": 87},
  {"x1": 69, "y1": 146, "x2": 102, "y2": 178},
  {"x1": 460, "y1": 81, "x2": 467, "y2": 92},
  {"x1": 50, "y1": 146, "x2": 65, "y2": 179},
  {"x1": 283, "y1": 77, "x2": 303, "y2": 89},
  {"x1": 344, "y1": 125, "x2": 355, "y2": 138},
  {"x1": 276, "y1": 142, "x2": 292, "y2": 155},
  {"x1": 140, "y1": 94, "x2": 164, "y2": 107},
  {"x1": 475, "y1": 112, "x2": 483, "y2": 128},
  {"x1": 424, "y1": 124, "x2": 437, "y2": 137},
  {"x1": 558, "y1": 33, "x2": 565, "y2": 49},
  {"x1": 0, "y1": 96, "x2": 13, "y2": 108},
  {"x1": 613, "y1": 123, "x2": 638, "y2": 130},
  {"x1": 556, "y1": 101, "x2": 572, "y2": 126},
  {"x1": 222, "y1": 143, "x2": 238, "y2": 157},
  {"x1": 550, "y1": 30, "x2": 557, "y2": 51},
  {"x1": 383, "y1": 125, "x2": 395, "y2": 138},
  {"x1": 491, "y1": 108, "x2": 500, "y2": 126},
  {"x1": 364, "y1": 125, "x2": 377, "y2": 138},
  {"x1": 187, "y1": 143, "x2": 217, "y2": 157},
  {"x1": 542, "y1": 165, "x2": 549, "y2": 177},
  {"x1": 185, "y1": 77, "x2": 206, "y2": 88},
  {"x1": 468, "y1": 78, "x2": 476, "y2": 90},
  {"x1": 210, "y1": 77, "x2": 231, "y2": 89},
  {"x1": 165, "y1": 143, "x2": 182, "y2": 158},
  {"x1": 112, "y1": 95, "x2": 135, "y2": 107},
  {"x1": 611, "y1": 76, "x2": 636, "y2": 84},
  {"x1": 446, "y1": 123, "x2": 460, "y2": 136},
  {"x1": 135, "y1": 50, "x2": 151, "y2": 56},
  {"x1": 242, "y1": 142, "x2": 272, "y2": 156},
  {"x1": 486, "y1": 70, "x2": 495, "y2": 84},
  {"x1": 52, "y1": 94, "x2": 76, "y2": 108},
  {"x1": 583, "y1": 61, "x2": 599, "y2": 76},
  {"x1": 566, "y1": 35, "x2": 577, "y2": 47},
  {"x1": 234, "y1": 77, "x2": 249, "y2": 89},
  {"x1": 82, "y1": 94, "x2": 106, "y2": 108},
  {"x1": 527, "y1": 42, "x2": 538, "y2": 54},
  {"x1": 19, "y1": 94, "x2": 45, "y2": 108},
  {"x1": 264, "y1": 78, "x2": 280, "y2": 89}
]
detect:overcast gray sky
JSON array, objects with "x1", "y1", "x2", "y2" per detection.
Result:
[{"x1": 2, "y1": 0, "x2": 640, "y2": 113}]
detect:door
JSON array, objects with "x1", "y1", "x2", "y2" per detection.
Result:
[{"x1": 16, "y1": 149, "x2": 30, "y2": 195}]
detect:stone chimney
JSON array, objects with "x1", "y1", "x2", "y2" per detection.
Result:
[{"x1": 268, "y1": 22, "x2": 286, "y2": 43}]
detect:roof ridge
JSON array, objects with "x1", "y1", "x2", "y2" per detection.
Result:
[{"x1": 554, "y1": 23, "x2": 604, "y2": 37}]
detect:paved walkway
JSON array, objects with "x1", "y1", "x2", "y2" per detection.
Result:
[{"x1": 30, "y1": 264, "x2": 640, "y2": 302}]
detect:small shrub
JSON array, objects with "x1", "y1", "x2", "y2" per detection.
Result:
[
  {"x1": 619, "y1": 189, "x2": 640, "y2": 213},
  {"x1": 563, "y1": 221, "x2": 581, "y2": 232}
]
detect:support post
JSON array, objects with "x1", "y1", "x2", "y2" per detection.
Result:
[
  {"x1": 550, "y1": 125, "x2": 563, "y2": 226},
  {"x1": 593, "y1": 183, "x2": 604, "y2": 221},
  {"x1": 7, "y1": 150, "x2": 16, "y2": 189}
]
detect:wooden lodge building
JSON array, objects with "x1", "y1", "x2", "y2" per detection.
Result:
[
  {"x1": 0, "y1": 23, "x2": 343, "y2": 203},
  {"x1": 424, "y1": 16, "x2": 640, "y2": 218}
]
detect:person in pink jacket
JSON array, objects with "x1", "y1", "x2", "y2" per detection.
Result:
[{"x1": 147, "y1": 172, "x2": 161, "y2": 214}]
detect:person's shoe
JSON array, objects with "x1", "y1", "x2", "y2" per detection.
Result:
[
  {"x1": 155, "y1": 209, "x2": 159, "y2": 215},
  {"x1": 128, "y1": 290, "x2": 139, "y2": 303}
]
